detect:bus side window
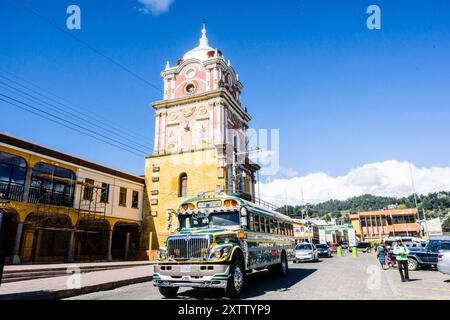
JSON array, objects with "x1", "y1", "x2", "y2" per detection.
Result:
[
  {"x1": 249, "y1": 213, "x2": 254, "y2": 231},
  {"x1": 254, "y1": 214, "x2": 259, "y2": 232}
]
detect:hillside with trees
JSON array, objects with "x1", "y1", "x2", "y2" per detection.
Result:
[{"x1": 277, "y1": 192, "x2": 450, "y2": 229}]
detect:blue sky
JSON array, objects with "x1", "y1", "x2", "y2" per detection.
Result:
[{"x1": 1, "y1": 0, "x2": 450, "y2": 188}]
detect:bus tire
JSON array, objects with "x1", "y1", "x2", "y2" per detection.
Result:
[
  {"x1": 225, "y1": 255, "x2": 246, "y2": 298},
  {"x1": 268, "y1": 251, "x2": 289, "y2": 277},
  {"x1": 158, "y1": 287, "x2": 179, "y2": 298}
]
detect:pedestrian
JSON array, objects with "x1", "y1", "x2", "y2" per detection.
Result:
[
  {"x1": 376, "y1": 241, "x2": 387, "y2": 270},
  {"x1": 393, "y1": 239, "x2": 410, "y2": 282},
  {"x1": 384, "y1": 247, "x2": 394, "y2": 268}
]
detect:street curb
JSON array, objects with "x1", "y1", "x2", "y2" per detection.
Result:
[{"x1": 0, "y1": 276, "x2": 153, "y2": 300}]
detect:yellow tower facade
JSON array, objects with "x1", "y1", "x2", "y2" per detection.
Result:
[{"x1": 145, "y1": 25, "x2": 260, "y2": 251}]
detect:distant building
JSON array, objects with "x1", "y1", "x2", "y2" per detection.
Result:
[
  {"x1": 419, "y1": 217, "x2": 443, "y2": 238},
  {"x1": 350, "y1": 208, "x2": 420, "y2": 242},
  {"x1": 292, "y1": 219, "x2": 319, "y2": 244}
]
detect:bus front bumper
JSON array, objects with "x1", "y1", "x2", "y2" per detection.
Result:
[{"x1": 153, "y1": 264, "x2": 230, "y2": 289}]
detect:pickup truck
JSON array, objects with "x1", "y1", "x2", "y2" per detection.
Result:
[{"x1": 405, "y1": 237, "x2": 450, "y2": 271}]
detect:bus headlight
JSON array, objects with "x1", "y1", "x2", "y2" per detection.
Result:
[
  {"x1": 157, "y1": 249, "x2": 168, "y2": 261},
  {"x1": 209, "y1": 245, "x2": 232, "y2": 260}
]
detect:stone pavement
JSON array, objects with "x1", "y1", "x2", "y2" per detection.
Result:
[{"x1": 0, "y1": 263, "x2": 155, "y2": 300}]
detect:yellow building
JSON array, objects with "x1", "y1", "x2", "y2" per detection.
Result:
[
  {"x1": 293, "y1": 219, "x2": 320, "y2": 244},
  {"x1": 145, "y1": 25, "x2": 260, "y2": 252},
  {"x1": 0, "y1": 133, "x2": 145, "y2": 264}
]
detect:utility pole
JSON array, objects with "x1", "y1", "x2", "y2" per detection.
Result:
[
  {"x1": 390, "y1": 211, "x2": 396, "y2": 238},
  {"x1": 284, "y1": 191, "x2": 288, "y2": 215},
  {"x1": 300, "y1": 188, "x2": 312, "y2": 243},
  {"x1": 409, "y1": 162, "x2": 420, "y2": 218},
  {"x1": 423, "y1": 208, "x2": 429, "y2": 239}
]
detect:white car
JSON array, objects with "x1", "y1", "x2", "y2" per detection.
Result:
[
  {"x1": 437, "y1": 249, "x2": 450, "y2": 275},
  {"x1": 294, "y1": 243, "x2": 319, "y2": 263}
]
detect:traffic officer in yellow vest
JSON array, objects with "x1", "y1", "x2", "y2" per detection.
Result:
[{"x1": 393, "y1": 239, "x2": 410, "y2": 282}]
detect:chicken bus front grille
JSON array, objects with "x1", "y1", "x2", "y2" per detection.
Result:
[{"x1": 167, "y1": 237, "x2": 210, "y2": 260}]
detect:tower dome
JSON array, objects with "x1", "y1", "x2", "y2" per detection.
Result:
[{"x1": 182, "y1": 23, "x2": 215, "y2": 61}]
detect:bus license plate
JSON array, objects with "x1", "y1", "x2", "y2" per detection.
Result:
[{"x1": 180, "y1": 266, "x2": 191, "y2": 273}]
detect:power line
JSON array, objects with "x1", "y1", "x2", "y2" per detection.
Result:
[
  {"x1": 1, "y1": 92, "x2": 226, "y2": 184},
  {"x1": 0, "y1": 67, "x2": 152, "y2": 144},
  {"x1": 0, "y1": 96, "x2": 146, "y2": 158},
  {"x1": 0, "y1": 78, "x2": 151, "y2": 150},
  {"x1": 0, "y1": 93, "x2": 148, "y2": 157},
  {"x1": 12, "y1": 0, "x2": 163, "y2": 94}
]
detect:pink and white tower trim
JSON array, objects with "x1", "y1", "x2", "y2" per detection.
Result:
[{"x1": 151, "y1": 24, "x2": 259, "y2": 195}]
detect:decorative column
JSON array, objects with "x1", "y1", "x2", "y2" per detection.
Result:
[
  {"x1": 33, "y1": 229, "x2": 42, "y2": 262},
  {"x1": 21, "y1": 167, "x2": 33, "y2": 202},
  {"x1": 106, "y1": 229, "x2": 113, "y2": 261},
  {"x1": 12, "y1": 223, "x2": 24, "y2": 264},
  {"x1": 124, "y1": 232, "x2": 131, "y2": 261},
  {"x1": 66, "y1": 230, "x2": 75, "y2": 262}
]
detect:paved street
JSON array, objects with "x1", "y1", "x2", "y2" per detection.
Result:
[{"x1": 68, "y1": 253, "x2": 450, "y2": 300}]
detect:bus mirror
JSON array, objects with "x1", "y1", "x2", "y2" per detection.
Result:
[
  {"x1": 240, "y1": 208, "x2": 247, "y2": 217},
  {"x1": 240, "y1": 215, "x2": 248, "y2": 229}
]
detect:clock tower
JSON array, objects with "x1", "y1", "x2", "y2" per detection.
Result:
[{"x1": 145, "y1": 24, "x2": 260, "y2": 250}]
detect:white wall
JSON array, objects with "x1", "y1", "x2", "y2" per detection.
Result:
[{"x1": 74, "y1": 167, "x2": 144, "y2": 222}]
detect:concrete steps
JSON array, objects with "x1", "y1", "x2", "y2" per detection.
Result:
[{"x1": 2, "y1": 261, "x2": 154, "y2": 284}]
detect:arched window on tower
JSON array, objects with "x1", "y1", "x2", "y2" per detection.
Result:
[{"x1": 178, "y1": 173, "x2": 188, "y2": 198}]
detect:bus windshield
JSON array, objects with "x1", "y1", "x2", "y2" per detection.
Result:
[{"x1": 179, "y1": 212, "x2": 240, "y2": 229}]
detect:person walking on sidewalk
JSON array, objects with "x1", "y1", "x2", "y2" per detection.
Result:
[
  {"x1": 376, "y1": 241, "x2": 387, "y2": 270},
  {"x1": 393, "y1": 239, "x2": 410, "y2": 282}
]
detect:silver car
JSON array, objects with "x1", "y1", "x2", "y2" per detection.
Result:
[
  {"x1": 294, "y1": 243, "x2": 319, "y2": 263},
  {"x1": 437, "y1": 249, "x2": 450, "y2": 276}
]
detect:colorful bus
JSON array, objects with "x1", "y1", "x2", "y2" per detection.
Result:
[{"x1": 153, "y1": 193, "x2": 295, "y2": 298}]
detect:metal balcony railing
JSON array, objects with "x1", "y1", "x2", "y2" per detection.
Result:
[
  {"x1": 0, "y1": 182, "x2": 24, "y2": 202},
  {"x1": 28, "y1": 186, "x2": 74, "y2": 207}
]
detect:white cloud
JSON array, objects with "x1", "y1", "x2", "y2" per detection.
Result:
[
  {"x1": 278, "y1": 166, "x2": 299, "y2": 178},
  {"x1": 137, "y1": 0, "x2": 174, "y2": 15},
  {"x1": 257, "y1": 161, "x2": 450, "y2": 206}
]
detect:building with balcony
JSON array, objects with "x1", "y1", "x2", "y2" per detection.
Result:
[
  {"x1": 0, "y1": 133, "x2": 145, "y2": 264},
  {"x1": 350, "y1": 208, "x2": 420, "y2": 242}
]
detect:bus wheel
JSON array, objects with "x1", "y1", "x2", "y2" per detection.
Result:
[
  {"x1": 269, "y1": 252, "x2": 289, "y2": 277},
  {"x1": 225, "y1": 257, "x2": 246, "y2": 298},
  {"x1": 158, "y1": 287, "x2": 179, "y2": 298}
]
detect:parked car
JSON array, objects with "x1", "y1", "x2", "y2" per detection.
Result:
[
  {"x1": 340, "y1": 241, "x2": 349, "y2": 250},
  {"x1": 294, "y1": 243, "x2": 319, "y2": 263},
  {"x1": 437, "y1": 246, "x2": 450, "y2": 276},
  {"x1": 328, "y1": 243, "x2": 339, "y2": 253},
  {"x1": 316, "y1": 243, "x2": 332, "y2": 257},
  {"x1": 405, "y1": 236, "x2": 450, "y2": 271},
  {"x1": 350, "y1": 242, "x2": 372, "y2": 253}
]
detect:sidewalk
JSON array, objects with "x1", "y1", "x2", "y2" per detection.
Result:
[
  {"x1": 4, "y1": 260, "x2": 154, "y2": 272},
  {"x1": 0, "y1": 264, "x2": 155, "y2": 300}
]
